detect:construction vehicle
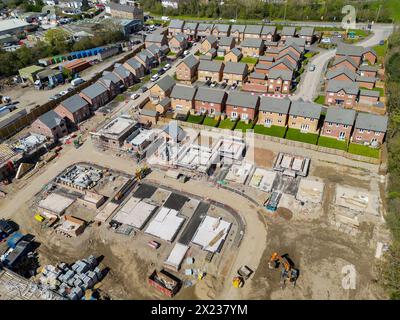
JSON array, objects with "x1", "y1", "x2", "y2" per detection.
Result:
[
  {"x1": 232, "y1": 276, "x2": 244, "y2": 288},
  {"x1": 135, "y1": 165, "x2": 149, "y2": 182},
  {"x1": 237, "y1": 265, "x2": 253, "y2": 280},
  {"x1": 268, "y1": 252, "x2": 299, "y2": 288},
  {"x1": 264, "y1": 191, "x2": 281, "y2": 211}
]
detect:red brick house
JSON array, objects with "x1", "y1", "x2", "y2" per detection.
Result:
[
  {"x1": 225, "y1": 91, "x2": 259, "y2": 121},
  {"x1": 325, "y1": 80, "x2": 359, "y2": 108},
  {"x1": 330, "y1": 56, "x2": 359, "y2": 73},
  {"x1": 298, "y1": 27, "x2": 315, "y2": 45},
  {"x1": 351, "y1": 113, "x2": 388, "y2": 146},
  {"x1": 54, "y1": 94, "x2": 91, "y2": 125},
  {"x1": 321, "y1": 107, "x2": 356, "y2": 141},
  {"x1": 326, "y1": 67, "x2": 357, "y2": 82},
  {"x1": 269, "y1": 58, "x2": 296, "y2": 73},
  {"x1": 194, "y1": 87, "x2": 227, "y2": 116},
  {"x1": 356, "y1": 75, "x2": 376, "y2": 89},
  {"x1": 279, "y1": 27, "x2": 296, "y2": 45},
  {"x1": 359, "y1": 89, "x2": 380, "y2": 106},
  {"x1": 261, "y1": 26, "x2": 277, "y2": 42},
  {"x1": 358, "y1": 65, "x2": 378, "y2": 78},
  {"x1": 80, "y1": 82, "x2": 110, "y2": 111},
  {"x1": 31, "y1": 110, "x2": 68, "y2": 141},
  {"x1": 113, "y1": 64, "x2": 135, "y2": 88},
  {"x1": 335, "y1": 45, "x2": 364, "y2": 65},
  {"x1": 267, "y1": 69, "x2": 293, "y2": 94},
  {"x1": 362, "y1": 48, "x2": 378, "y2": 65}
]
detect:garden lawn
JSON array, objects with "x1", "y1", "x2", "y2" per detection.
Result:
[
  {"x1": 218, "y1": 119, "x2": 237, "y2": 130},
  {"x1": 373, "y1": 41, "x2": 388, "y2": 58},
  {"x1": 253, "y1": 125, "x2": 286, "y2": 138},
  {"x1": 240, "y1": 56, "x2": 258, "y2": 64},
  {"x1": 203, "y1": 117, "x2": 219, "y2": 127},
  {"x1": 285, "y1": 128, "x2": 318, "y2": 144},
  {"x1": 115, "y1": 94, "x2": 125, "y2": 102},
  {"x1": 314, "y1": 95, "x2": 325, "y2": 105},
  {"x1": 348, "y1": 143, "x2": 380, "y2": 158},
  {"x1": 214, "y1": 56, "x2": 224, "y2": 61},
  {"x1": 317, "y1": 136, "x2": 347, "y2": 151},
  {"x1": 186, "y1": 114, "x2": 204, "y2": 124},
  {"x1": 235, "y1": 121, "x2": 254, "y2": 132}
]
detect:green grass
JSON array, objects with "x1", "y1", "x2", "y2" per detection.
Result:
[
  {"x1": 373, "y1": 41, "x2": 388, "y2": 58},
  {"x1": 142, "y1": 75, "x2": 151, "y2": 83},
  {"x1": 304, "y1": 52, "x2": 318, "y2": 59},
  {"x1": 240, "y1": 56, "x2": 258, "y2": 64},
  {"x1": 151, "y1": 68, "x2": 158, "y2": 75},
  {"x1": 213, "y1": 56, "x2": 225, "y2": 61},
  {"x1": 317, "y1": 136, "x2": 348, "y2": 151},
  {"x1": 115, "y1": 94, "x2": 125, "y2": 102},
  {"x1": 218, "y1": 118, "x2": 237, "y2": 130},
  {"x1": 235, "y1": 121, "x2": 254, "y2": 132},
  {"x1": 167, "y1": 51, "x2": 176, "y2": 56},
  {"x1": 285, "y1": 128, "x2": 319, "y2": 145},
  {"x1": 348, "y1": 143, "x2": 380, "y2": 158},
  {"x1": 128, "y1": 83, "x2": 142, "y2": 92},
  {"x1": 314, "y1": 95, "x2": 325, "y2": 105},
  {"x1": 253, "y1": 125, "x2": 287, "y2": 138},
  {"x1": 386, "y1": 0, "x2": 400, "y2": 22},
  {"x1": 186, "y1": 114, "x2": 205, "y2": 124},
  {"x1": 203, "y1": 116, "x2": 219, "y2": 127}
]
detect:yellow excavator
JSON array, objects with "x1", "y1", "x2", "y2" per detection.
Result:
[
  {"x1": 135, "y1": 165, "x2": 149, "y2": 182},
  {"x1": 232, "y1": 276, "x2": 244, "y2": 288},
  {"x1": 268, "y1": 252, "x2": 299, "y2": 288}
]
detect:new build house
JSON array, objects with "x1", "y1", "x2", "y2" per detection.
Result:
[
  {"x1": 54, "y1": 94, "x2": 91, "y2": 125},
  {"x1": 198, "y1": 60, "x2": 224, "y2": 82},
  {"x1": 201, "y1": 35, "x2": 218, "y2": 54},
  {"x1": 325, "y1": 80, "x2": 359, "y2": 108},
  {"x1": 194, "y1": 87, "x2": 227, "y2": 116},
  {"x1": 279, "y1": 26, "x2": 296, "y2": 44},
  {"x1": 261, "y1": 26, "x2": 277, "y2": 42},
  {"x1": 288, "y1": 101, "x2": 322, "y2": 134},
  {"x1": 197, "y1": 23, "x2": 214, "y2": 40},
  {"x1": 168, "y1": 19, "x2": 185, "y2": 37},
  {"x1": 123, "y1": 57, "x2": 146, "y2": 78},
  {"x1": 212, "y1": 24, "x2": 231, "y2": 38},
  {"x1": 80, "y1": 82, "x2": 110, "y2": 111},
  {"x1": 224, "y1": 48, "x2": 242, "y2": 63},
  {"x1": 351, "y1": 113, "x2": 388, "y2": 146},
  {"x1": 267, "y1": 69, "x2": 293, "y2": 94},
  {"x1": 170, "y1": 84, "x2": 197, "y2": 115},
  {"x1": 244, "y1": 25, "x2": 262, "y2": 39},
  {"x1": 240, "y1": 38, "x2": 264, "y2": 57},
  {"x1": 298, "y1": 27, "x2": 315, "y2": 45},
  {"x1": 149, "y1": 75, "x2": 176, "y2": 104},
  {"x1": 222, "y1": 62, "x2": 248, "y2": 85},
  {"x1": 225, "y1": 91, "x2": 259, "y2": 121},
  {"x1": 175, "y1": 54, "x2": 199, "y2": 84},
  {"x1": 257, "y1": 97, "x2": 291, "y2": 127},
  {"x1": 230, "y1": 25, "x2": 246, "y2": 42},
  {"x1": 321, "y1": 107, "x2": 356, "y2": 141},
  {"x1": 31, "y1": 110, "x2": 68, "y2": 141}
]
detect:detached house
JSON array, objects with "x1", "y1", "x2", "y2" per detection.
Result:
[
  {"x1": 261, "y1": 26, "x2": 277, "y2": 42},
  {"x1": 198, "y1": 60, "x2": 224, "y2": 82},
  {"x1": 362, "y1": 48, "x2": 378, "y2": 65},
  {"x1": 224, "y1": 48, "x2": 242, "y2": 63},
  {"x1": 222, "y1": 62, "x2": 248, "y2": 85},
  {"x1": 298, "y1": 27, "x2": 315, "y2": 45},
  {"x1": 175, "y1": 54, "x2": 199, "y2": 83},
  {"x1": 113, "y1": 64, "x2": 135, "y2": 88},
  {"x1": 123, "y1": 57, "x2": 145, "y2": 78},
  {"x1": 168, "y1": 19, "x2": 184, "y2": 37},
  {"x1": 145, "y1": 33, "x2": 168, "y2": 48},
  {"x1": 212, "y1": 24, "x2": 231, "y2": 38},
  {"x1": 170, "y1": 84, "x2": 197, "y2": 115},
  {"x1": 285, "y1": 37, "x2": 306, "y2": 49},
  {"x1": 135, "y1": 50, "x2": 157, "y2": 70},
  {"x1": 330, "y1": 56, "x2": 359, "y2": 73},
  {"x1": 321, "y1": 107, "x2": 356, "y2": 141},
  {"x1": 288, "y1": 101, "x2": 322, "y2": 134},
  {"x1": 54, "y1": 94, "x2": 91, "y2": 125},
  {"x1": 267, "y1": 69, "x2": 293, "y2": 94},
  {"x1": 351, "y1": 113, "x2": 388, "y2": 146},
  {"x1": 194, "y1": 87, "x2": 227, "y2": 116},
  {"x1": 279, "y1": 27, "x2": 296, "y2": 44},
  {"x1": 197, "y1": 23, "x2": 214, "y2": 40},
  {"x1": 201, "y1": 35, "x2": 218, "y2": 54},
  {"x1": 244, "y1": 25, "x2": 262, "y2": 39},
  {"x1": 226, "y1": 91, "x2": 259, "y2": 121},
  {"x1": 31, "y1": 110, "x2": 68, "y2": 141},
  {"x1": 230, "y1": 25, "x2": 246, "y2": 42},
  {"x1": 183, "y1": 22, "x2": 198, "y2": 41},
  {"x1": 169, "y1": 33, "x2": 188, "y2": 54},
  {"x1": 241, "y1": 38, "x2": 264, "y2": 57},
  {"x1": 257, "y1": 97, "x2": 291, "y2": 127},
  {"x1": 149, "y1": 75, "x2": 175, "y2": 104},
  {"x1": 335, "y1": 45, "x2": 364, "y2": 65},
  {"x1": 326, "y1": 67, "x2": 357, "y2": 82},
  {"x1": 325, "y1": 80, "x2": 359, "y2": 108},
  {"x1": 80, "y1": 82, "x2": 110, "y2": 110}
]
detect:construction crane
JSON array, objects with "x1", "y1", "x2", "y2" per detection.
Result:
[{"x1": 268, "y1": 252, "x2": 299, "y2": 288}]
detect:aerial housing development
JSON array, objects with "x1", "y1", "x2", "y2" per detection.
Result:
[{"x1": 0, "y1": 0, "x2": 399, "y2": 306}]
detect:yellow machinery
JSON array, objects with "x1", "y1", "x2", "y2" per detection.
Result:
[
  {"x1": 34, "y1": 214, "x2": 45, "y2": 222},
  {"x1": 232, "y1": 276, "x2": 244, "y2": 288},
  {"x1": 135, "y1": 165, "x2": 149, "y2": 182},
  {"x1": 268, "y1": 252, "x2": 299, "y2": 288}
]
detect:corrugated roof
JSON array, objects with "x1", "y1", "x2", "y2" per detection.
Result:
[
  {"x1": 195, "y1": 87, "x2": 226, "y2": 104},
  {"x1": 170, "y1": 84, "x2": 197, "y2": 100},
  {"x1": 223, "y1": 61, "x2": 247, "y2": 75},
  {"x1": 326, "y1": 80, "x2": 359, "y2": 95},
  {"x1": 199, "y1": 60, "x2": 224, "y2": 72},
  {"x1": 259, "y1": 97, "x2": 291, "y2": 113},
  {"x1": 81, "y1": 82, "x2": 108, "y2": 99},
  {"x1": 325, "y1": 107, "x2": 356, "y2": 126},
  {"x1": 289, "y1": 101, "x2": 322, "y2": 119},
  {"x1": 226, "y1": 91, "x2": 259, "y2": 108},
  {"x1": 60, "y1": 94, "x2": 88, "y2": 113},
  {"x1": 355, "y1": 112, "x2": 388, "y2": 132}
]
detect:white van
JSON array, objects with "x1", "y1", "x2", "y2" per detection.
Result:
[
  {"x1": 71, "y1": 77, "x2": 85, "y2": 87},
  {"x1": 161, "y1": 16, "x2": 170, "y2": 21}
]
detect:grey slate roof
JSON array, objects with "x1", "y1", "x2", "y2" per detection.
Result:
[
  {"x1": 213, "y1": 24, "x2": 230, "y2": 33},
  {"x1": 264, "y1": 41, "x2": 279, "y2": 47},
  {"x1": 359, "y1": 65, "x2": 378, "y2": 72},
  {"x1": 174, "y1": 33, "x2": 187, "y2": 43},
  {"x1": 299, "y1": 27, "x2": 314, "y2": 37},
  {"x1": 145, "y1": 34, "x2": 165, "y2": 43},
  {"x1": 197, "y1": 23, "x2": 214, "y2": 32},
  {"x1": 261, "y1": 26, "x2": 277, "y2": 35},
  {"x1": 229, "y1": 47, "x2": 242, "y2": 56},
  {"x1": 147, "y1": 43, "x2": 162, "y2": 55},
  {"x1": 81, "y1": 82, "x2": 108, "y2": 99},
  {"x1": 359, "y1": 89, "x2": 380, "y2": 98},
  {"x1": 284, "y1": 38, "x2": 306, "y2": 48},
  {"x1": 289, "y1": 101, "x2": 322, "y2": 119},
  {"x1": 198, "y1": 60, "x2": 224, "y2": 72},
  {"x1": 271, "y1": 58, "x2": 296, "y2": 70},
  {"x1": 363, "y1": 47, "x2": 377, "y2": 57},
  {"x1": 255, "y1": 63, "x2": 269, "y2": 70},
  {"x1": 281, "y1": 26, "x2": 296, "y2": 36},
  {"x1": 156, "y1": 75, "x2": 175, "y2": 92},
  {"x1": 125, "y1": 57, "x2": 143, "y2": 70},
  {"x1": 231, "y1": 25, "x2": 246, "y2": 33},
  {"x1": 38, "y1": 110, "x2": 64, "y2": 129},
  {"x1": 249, "y1": 72, "x2": 266, "y2": 79},
  {"x1": 356, "y1": 75, "x2": 376, "y2": 83},
  {"x1": 268, "y1": 69, "x2": 293, "y2": 81},
  {"x1": 277, "y1": 50, "x2": 300, "y2": 62},
  {"x1": 199, "y1": 55, "x2": 212, "y2": 61},
  {"x1": 241, "y1": 38, "x2": 263, "y2": 48},
  {"x1": 218, "y1": 36, "x2": 235, "y2": 47},
  {"x1": 140, "y1": 108, "x2": 158, "y2": 117},
  {"x1": 325, "y1": 107, "x2": 356, "y2": 126},
  {"x1": 244, "y1": 25, "x2": 262, "y2": 35},
  {"x1": 184, "y1": 22, "x2": 198, "y2": 31},
  {"x1": 336, "y1": 45, "x2": 364, "y2": 57},
  {"x1": 326, "y1": 67, "x2": 357, "y2": 81},
  {"x1": 170, "y1": 84, "x2": 197, "y2": 100},
  {"x1": 113, "y1": 65, "x2": 132, "y2": 79},
  {"x1": 204, "y1": 35, "x2": 217, "y2": 44},
  {"x1": 355, "y1": 113, "x2": 388, "y2": 132},
  {"x1": 259, "y1": 97, "x2": 291, "y2": 113},
  {"x1": 169, "y1": 19, "x2": 184, "y2": 29},
  {"x1": 326, "y1": 80, "x2": 359, "y2": 95},
  {"x1": 226, "y1": 91, "x2": 259, "y2": 108},
  {"x1": 259, "y1": 56, "x2": 274, "y2": 62},
  {"x1": 158, "y1": 97, "x2": 171, "y2": 107},
  {"x1": 101, "y1": 71, "x2": 122, "y2": 84},
  {"x1": 195, "y1": 87, "x2": 226, "y2": 104},
  {"x1": 180, "y1": 54, "x2": 199, "y2": 69},
  {"x1": 108, "y1": 3, "x2": 142, "y2": 14},
  {"x1": 332, "y1": 56, "x2": 359, "y2": 68},
  {"x1": 207, "y1": 48, "x2": 217, "y2": 55},
  {"x1": 223, "y1": 62, "x2": 247, "y2": 75},
  {"x1": 60, "y1": 94, "x2": 88, "y2": 113}
]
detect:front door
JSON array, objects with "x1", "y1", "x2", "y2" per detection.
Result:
[
  {"x1": 300, "y1": 124, "x2": 309, "y2": 132},
  {"x1": 339, "y1": 132, "x2": 346, "y2": 140}
]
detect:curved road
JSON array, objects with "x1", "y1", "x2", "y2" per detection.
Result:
[{"x1": 292, "y1": 24, "x2": 394, "y2": 102}]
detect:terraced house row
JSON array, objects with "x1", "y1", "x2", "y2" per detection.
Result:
[{"x1": 166, "y1": 84, "x2": 388, "y2": 147}]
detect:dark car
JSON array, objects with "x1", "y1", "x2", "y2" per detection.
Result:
[
  {"x1": 379, "y1": 40, "x2": 385, "y2": 46},
  {"x1": 141, "y1": 86, "x2": 148, "y2": 93},
  {"x1": 158, "y1": 68, "x2": 165, "y2": 75}
]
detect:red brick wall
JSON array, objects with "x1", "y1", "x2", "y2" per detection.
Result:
[
  {"x1": 363, "y1": 52, "x2": 377, "y2": 65},
  {"x1": 325, "y1": 91, "x2": 357, "y2": 108},
  {"x1": 352, "y1": 128, "x2": 385, "y2": 145},
  {"x1": 225, "y1": 105, "x2": 257, "y2": 120},
  {"x1": 356, "y1": 81, "x2": 375, "y2": 89},
  {"x1": 194, "y1": 101, "x2": 224, "y2": 114},
  {"x1": 321, "y1": 122, "x2": 353, "y2": 140}
]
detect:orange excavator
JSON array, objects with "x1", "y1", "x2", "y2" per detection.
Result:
[{"x1": 268, "y1": 252, "x2": 299, "y2": 288}]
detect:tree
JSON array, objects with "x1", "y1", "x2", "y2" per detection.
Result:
[{"x1": 44, "y1": 29, "x2": 71, "y2": 54}]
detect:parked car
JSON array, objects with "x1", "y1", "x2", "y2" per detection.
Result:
[
  {"x1": 162, "y1": 64, "x2": 171, "y2": 71},
  {"x1": 183, "y1": 50, "x2": 190, "y2": 56},
  {"x1": 230, "y1": 83, "x2": 238, "y2": 90},
  {"x1": 59, "y1": 90, "x2": 69, "y2": 96},
  {"x1": 210, "y1": 81, "x2": 217, "y2": 88},
  {"x1": 309, "y1": 64, "x2": 316, "y2": 72},
  {"x1": 379, "y1": 40, "x2": 385, "y2": 46},
  {"x1": 205, "y1": 79, "x2": 211, "y2": 86},
  {"x1": 151, "y1": 74, "x2": 160, "y2": 82},
  {"x1": 141, "y1": 86, "x2": 148, "y2": 93},
  {"x1": 321, "y1": 37, "x2": 331, "y2": 44},
  {"x1": 71, "y1": 77, "x2": 85, "y2": 87},
  {"x1": 157, "y1": 69, "x2": 165, "y2": 75},
  {"x1": 220, "y1": 82, "x2": 227, "y2": 89},
  {"x1": 131, "y1": 93, "x2": 140, "y2": 100}
]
